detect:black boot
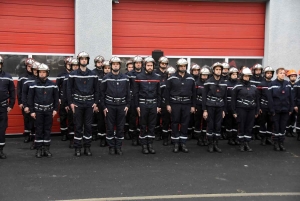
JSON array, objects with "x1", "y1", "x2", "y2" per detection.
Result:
[
  {"x1": 197, "y1": 137, "x2": 204, "y2": 146},
  {"x1": 202, "y1": 132, "x2": 208, "y2": 146},
  {"x1": 227, "y1": 132, "x2": 235, "y2": 145},
  {"x1": 23, "y1": 132, "x2": 30, "y2": 143},
  {"x1": 84, "y1": 147, "x2": 92, "y2": 156},
  {"x1": 297, "y1": 132, "x2": 300, "y2": 141},
  {"x1": 30, "y1": 141, "x2": 35, "y2": 150},
  {"x1": 109, "y1": 147, "x2": 115, "y2": 155},
  {"x1": 142, "y1": 144, "x2": 149, "y2": 154},
  {"x1": 69, "y1": 139, "x2": 74, "y2": 149},
  {"x1": 207, "y1": 139, "x2": 214, "y2": 153},
  {"x1": 266, "y1": 137, "x2": 274, "y2": 145},
  {"x1": 148, "y1": 144, "x2": 156, "y2": 154},
  {"x1": 244, "y1": 142, "x2": 253, "y2": 152},
  {"x1": 213, "y1": 140, "x2": 222, "y2": 153},
  {"x1": 279, "y1": 142, "x2": 286, "y2": 151},
  {"x1": 162, "y1": 134, "x2": 168, "y2": 146},
  {"x1": 75, "y1": 148, "x2": 81, "y2": 156},
  {"x1": 36, "y1": 148, "x2": 42, "y2": 158},
  {"x1": 124, "y1": 131, "x2": 131, "y2": 140},
  {"x1": 131, "y1": 131, "x2": 138, "y2": 146},
  {"x1": 239, "y1": 142, "x2": 245, "y2": 152},
  {"x1": 92, "y1": 132, "x2": 97, "y2": 141},
  {"x1": 115, "y1": 148, "x2": 123, "y2": 155},
  {"x1": 273, "y1": 141, "x2": 280, "y2": 151},
  {"x1": 99, "y1": 136, "x2": 106, "y2": 147},
  {"x1": 44, "y1": 146, "x2": 52, "y2": 157},
  {"x1": 0, "y1": 147, "x2": 7, "y2": 159},
  {"x1": 173, "y1": 143, "x2": 179, "y2": 153},
  {"x1": 155, "y1": 127, "x2": 162, "y2": 141},
  {"x1": 180, "y1": 144, "x2": 189, "y2": 153},
  {"x1": 61, "y1": 130, "x2": 67, "y2": 141}
]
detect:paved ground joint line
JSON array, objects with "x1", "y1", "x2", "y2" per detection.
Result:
[{"x1": 57, "y1": 192, "x2": 300, "y2": 201}]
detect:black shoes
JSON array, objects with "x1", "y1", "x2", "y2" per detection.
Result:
[
  {"x1": 244, "y1": 142, "x2": 253, "y2": 152},
  {"x1": 115, "y1": 149, "x2": 123, "y2": 155},
  {"x1": 100, "y1": 137, "x2": 106, "y2": 147},
  {"x1": 84, "y1": 147, "x2": 92, "y2": 156},
  {"x1": 36, "y1": 148, "x2": 42, "y2": 158},
  {"x1": 180, "y1": 144, "x2": 189, "y2": 153},
  {"x1": 273, "y1": 142, "x2": 280, "y2": 151},
  {"x1": 75, "y1": 148, "x2": 81, "y2": 157},
  {"x1": 213, "y1": 141, "x2": 222, "y2": 153},
  {"x1": 0, "y1": 148, "x2": 7, "y2": 159},
  {"x1": 173, "y1": 143, "x2": 179, "y2": 153},
  {"x1": 279, "y1": 142, "x2": 286, "y2": 151},
  {"x1": 148, "y1": 144, "x2": 156, "y2": 154},
  {"x1": 142, "y1": 145, "x2": 149, "y2": 154}
]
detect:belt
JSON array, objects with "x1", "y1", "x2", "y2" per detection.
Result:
[
  {"x1": 171, "y1": 96, "x2": 190, "y2": 102},
  {"x1": 237, "y1": 99, "x2": 255, "y2": 106},
  {"x1": 106, "y1": 96, "x2": 126, "y2": 104},
  {"x1": 0, "y1": 100, "x2": 8, "y2": 107},
  {"x1": 207, "y1": 95, "x2": 223, "y2": 102},
  {"x1": 34, "y1": 103, "x2": 53, "y2": 111},
  {"x1": 74, "y1": 94, "x2": 94, "y2": 101},
  {"x1": 139, "y1": 98, "x2": 157, "y2": 104}
]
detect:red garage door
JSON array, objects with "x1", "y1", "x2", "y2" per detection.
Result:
[
  {"x1": 113, "y1": 0, "x2": 265, "y2": 56},
  {"x1": 0, "y1": 0, "x2": 74, "y2": 53},
  {"x1": 0, "y1": 0, "x2": 74, "y2": 134}
]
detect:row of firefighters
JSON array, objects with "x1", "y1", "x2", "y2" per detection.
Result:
[{"x1": 0, "y1": 53, "x2": 299, "y2": 159}]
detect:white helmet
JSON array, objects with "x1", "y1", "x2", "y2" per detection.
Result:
[
  {"x1": 109, "y1": 56, "x2": 122, "y2": 64},
  {"x1": 167, "y1": 66, "x2": 176, "y2": 74},
  {"x1": 176, "y1": 58, "x2": 188, "y2": 66},
  {"x1": 253, "y1": 63, "x2": 263, "y2": 70},
  {"x1": 228, "y1": 67, "x2": 239, "y2": 75},
  {"x1": 103, "y1": 60, "x2": 110, "y2": 66},
  {"x1": 263, "y1": 66, "x2": 275, "y2": 73},
  {"x1": 241, "y1": 67, "x2": 252, "y2": 76},
  {"x1": 77, "y1": 51, "x2": 90, "y2": 66},
  {"x1": 222, "y1": 62, "x2": 230, "y2": 69},
  {"x1": 158, "y1": 56, "x2": 169, "y2": 64},
  {"x1": 200, "y1": 67, "x2": 211, "y2": 75},
  {"x1": 144, "y1": 56, "x2": 156, "y2": 65},
  {"x1": 32, "y1": 61, "x2": 41, "y2": 69},
  {"x1": 133, "y1": 55, "x2": 143, "y2": 63},
  {"x1": 94, "y1": 55, "x2": 105, "y2": 64},
  {"x1": 212, "y1": 62, "x2": 223, "y2": 70},
  {"x1": 0, "y1": 55, "x2": 4, "y2": 64},
  {"x1": 191, "y1": 64, "x2": 201, "y2": 71}
]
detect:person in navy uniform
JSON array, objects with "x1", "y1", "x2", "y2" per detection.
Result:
[
  {"x1": 202, "y1": 62, "x2": 227, "y2": 153},
  {"x1": 101, "y1": 56, "x2": 130, "y2": 155},
  {"x1": 257, "y1": 66, "x2": 275, "y2": 146},
  {"x1": 124, "y1": 59, "x2": 134, "y2": 140},
  {"x1": 134, "y1": 56, "x2": 161, "y2": 154},
  {"x1": 28, "y1": 64, "x2": 59, "y2": 158},
  {"x1": 232, "y1": 68, "x2": 259, "y2": 152},
  {"x1": 194, "y1": 67, "x2": 210, "y2": 146},
  {"x1": 92, "y1": 55, "x2": 105, "y2": 141},
  {"x1": 127, "y1": 56, "x2": 143, "y2": 146},
  {"x1": 0, "y1": 56, "x2": 16, "y2": 159},
  {"x1": 224, "y1": 67, "x2": 240, "y2": 146},
  {"x1": 165, "y1": 58, "x2": 196, "y2": 153},
  {"x1": 285, "y1": 69, "x2": 297, "y2": 137},
  {"x1": 250, "y1": 64, "x2": 264, "y2": 141},
  {"x1": 154, "y1": 56, "x2": 169, "y2": 141},
  {"x1": 67, "y1": 51, "x2": 99, "y2": 157},
  {"x1": 62, "y1": 58, "x2": 79, "y2": 148},
  {"x1": 22, "y1": 61, "x2": 40, "y2": 150},
  {"x1": 268, "y1": 67, "x2": 294, "y2": 151},
  {"x1": 17, "y1": 58, "x2": 36, "y2": 143},
  {"x1": 56, "y1": 57, "x2": 73, "y2": 141}
]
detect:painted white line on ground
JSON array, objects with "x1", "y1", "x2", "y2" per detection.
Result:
[{"x1": 57, "y1": 192, "x2": 300, "y2": 201}]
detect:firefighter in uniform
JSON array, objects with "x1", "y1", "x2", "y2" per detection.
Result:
[
  {"x1": 124, "y1": 59, "x2": 134, "y2": 140},
  {"x1": 221, "y1": 62, "x2": 230, "y2": 81},
  {"x1": 92, "y1": 55, "x2": 105, "y2": 141},
  {"x1": 67, "y1": 51, "x2": 99, "y2": 156},
  {"x1": 160, "y1": 66, "x2": 176, "y2": 146},
  {"x1": 232, "y1": 68, "x2": 259, "y2": 152},
  {"x1": 127, "y1": 56, "x2": 143, "y2": 145},
  {"x1": 294, "y1": 72, "x2": 300, "y2": 141},
  {"x1": 17, "y1": 58, "x2": 36, "y2": 143},
  {"x1": 22, "y1": 61, "x2": 40, "y2": 149},
  {"x1": 95, "y1": 60, "x2": 110, "y2": 147},
  {"x1": 268, "y1": 67, "x2": 293, "y2": 151},
  {"x1": 28, "y1": 64, "x2": 59, "y2": 158},
  {"x1": 154, "y1": 56, "x2": 169, "y2": 141},
  {"x1": 134, "y1": 56, "x2": 161, "y2": 154},
  {"x1": 202, "y1": 62, "x2": 227, "y2": 153},
  {"x1": 224, "y1": 67, "x2": 240, "y2": 146},
  {"x1": 194, "y1": 67, "x2": 210, "y2": 146},
  {"x1": 165, "y1": 58, "x2": 196, "y2": 153},
  {"x1": 100, "y1": 56, "x2": 130, "y2": 155},
  {"x1": 0, "y1": 56, "x2": 16, "y2": 159},
  {"x1": 56, "y1": 57, "x2": 73, "y2": 141},
  {"x1": 62, "y1": 58, "x2": 79, "y2": 148},
  {"x1": 285, "y1": 69, "x2": 297, "y2": 137},
  {"x1": 188, "y1": 64, "x2": 200, "y2": 139},
  {"x1": 250, "y1": 64, "x2": 264, "y2": 140},
  {"x1": 257, "y1": 66, "x2": 274, "y2": 146}
]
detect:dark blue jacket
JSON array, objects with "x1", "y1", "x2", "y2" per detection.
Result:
[
  {"x1": 250, "y1": 75, "x2": 264, "y2": 87},
  {"x1": 202, "y1": 76, "x2": 227, "y2": 111},
  {"x1": 165, "y1": 71, "x2": 196, "y2": 107},
  {"x1": 134, "y1": 71, "x2": 161, "y2": 108},
  {"x1": 231, "y1": 80, "x2": 259, "y2": 114},
  {"x1": 293, "y1": 79, "x2": 300, "y2": 107},
  {"x1": 67, "y1": 68, "x2": 99, "y2": 107},
  {"x1": 268, "y1": 79, "x2": 293, "y2": 114},
  {"x1": 28, "y1": 78, "x2": 59, "y2": 113},
  {"x1": 22, "y1": 77, "x2": 37, "y2": 108},
  {"x1": 225, "y1": 78, "x2": 238, "y2": 112},
  {"x1": 17, "y1": 72, "x2": 34, "y2": 105},
  {"x1": 100, "y1": 72, "x2": 130, "y2": 109},
  {"x1": 257, "y1": 78, "x2": 272, "y2": 111},
  {"x1": 56, "y1": 69, "x2": 70, "y2": 100},
  {"x1": 0, "y1": 71, "x2": 15, "y2": 109},
  {"x1": 195, "y1": 77, "x2": 206, "y2": 107}
]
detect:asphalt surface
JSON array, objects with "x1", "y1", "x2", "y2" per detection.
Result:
[{"x1": 0, "y1": 136, "x2": 300, "y2": 201}]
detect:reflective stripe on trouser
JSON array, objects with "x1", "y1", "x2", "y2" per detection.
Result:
[
  {"x1": 223, "y1": 110, "x2": 237, "y2": 139},
  {"x1": 206, "y1": 106, "x2": 223, "y2": 140},
  {"x1": 129, "y1": 99, "x2": 138, "y2": 132},
  {"x1": 34, "y1": 111, "x2": 53, "y2": 148},
  {"x1": 106, "y1": 104, "x2": 126, "y2": 148},
  {"x1": 272, "y1": 112, "x2": 289, "y2": 142},
  {"x1": 92, "y1": 109, "x2": 106, "y2": 135},
  {"x1": 236, "y1": 108, "x2": 255, "y2": 142},
  {"x1": 73, "y1": 106, "x2": 93, "y2": 148},
  {"x1": 161, "y1": 103, "x2": 171, "y2": 138},
  {"x1": 286, "y1": 110, "x2": 296, "y2": 133},
  {"x1": 194, "y1": 105, "x2": 207, "y2": 138},
  {"x1": 59, "y1": 105, "x2": 74, "y2": 134},
  {"x1": 0, "y1": 110, "x2": 8, "y2": 146},
  {"x1": 139, "y1": 103, "x2": 157, "y2": 145},
  {"x1": 259, "y1": 110, "x2": 273, "y2": 137},
  {"x1": 170, "y1": 103, "x2": 190, "y2": 144}
]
